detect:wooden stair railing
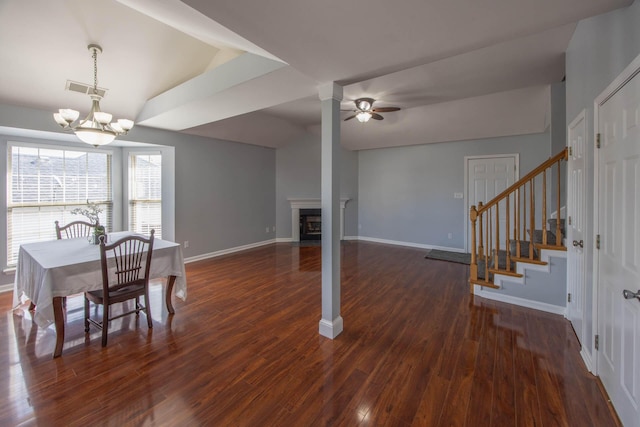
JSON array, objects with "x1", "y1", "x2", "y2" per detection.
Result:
[{"x1": 469, "y1": 148, "x2": 568, "y2": 290}]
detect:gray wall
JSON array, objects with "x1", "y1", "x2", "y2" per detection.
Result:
[
  {"x1": 357, "y1": 132, "x2": 551, "y2": 249},
  {"x1": 0, "y1": 103, "x2": 276, "y2": 287},
  {"x1": 565, "y1": 0, "x2": 640, "y2": 362},
  {"x1": 275, "y1": 133, "x2": 358, "y2": 240}
]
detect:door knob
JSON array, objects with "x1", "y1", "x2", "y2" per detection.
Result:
[
  {"x1": 573, "y1": 240, "x2": 584, "y2": 248},
  {"x1": 623, "y1": 289, "x2": 640, "y2": 301}
]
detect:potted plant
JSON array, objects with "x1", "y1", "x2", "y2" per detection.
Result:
[{"x1": 71, "y1": 201, "x2": 105, "y2": 244}]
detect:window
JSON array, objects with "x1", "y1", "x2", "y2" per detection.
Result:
[
  {"x1": 7, "y1": 143, "x2": 112, "y2": 265},
  {"x1": 129, "y1": 153, "x2": 162, "y2": 238}
]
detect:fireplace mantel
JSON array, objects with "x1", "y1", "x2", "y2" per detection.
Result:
[{"x1": 288, "y1": 198, "x2": 349, "y2": 242}]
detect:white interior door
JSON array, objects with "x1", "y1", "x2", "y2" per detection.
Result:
[
  {"x1": 596, "y1": 60, "x2": 640, "y2": 427},
  {"x1": 465, "y1": 155, "x2": 517, "y2": 252},
  {"x1": 567, "y1": 111, "x2": 586, "y2": 347}
]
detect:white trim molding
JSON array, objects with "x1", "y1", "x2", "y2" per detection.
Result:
[
  {"x1": 288, "y1": 198, "x2": 349, "y2": 242},
  {"x1": 357, "y1": 236, "x2": 466, "y2": 252},
  {"x1": 473, "y1": 287, "x2": 566, "y2": 316},
  {"x1": 319, "y1": 315, "x2": 344, "y2": 339},
  {"x1": 184, "y1": 239, "x2": 275, "y2": 264}
]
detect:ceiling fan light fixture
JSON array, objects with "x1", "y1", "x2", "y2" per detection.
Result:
[
  {"x1": 356, "y1": 111, "x2": 372, "y2": 123},
  {"x1": 53, "y1": 44, "x2": 134, "y2": 147},
  {"x1": 357, "y1": 99, "x2": 372, "y2": 111}
]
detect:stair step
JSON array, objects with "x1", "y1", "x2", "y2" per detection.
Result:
[
  {"x1": 489, "y1": 268, "x2": 523, "y2": 278},
  {"x1": 509, "y1": 240, "x2": 537, "y2": 258},
  {"x1": 548, "y1": 218, "x2": 565, "y2": 235},
  {"x1": 530, "y1": 229, "x2": 562, "y2": 246},
  {"x1": 477, "y1": 250, "x2": 518, "y2": 282},
  {"x1": 510, "y1": 256, "x2": 549, "y2": 265},
  {"x1": 535, "y1": 243, "x2": 567, "y2": 251},
  {"x1": 469, "y1": 278, "x2": 500, "y2": 289}
]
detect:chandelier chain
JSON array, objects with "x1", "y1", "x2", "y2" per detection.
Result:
[{"x1": 92, "y1": 48, "x2": 98, "y2": 92}]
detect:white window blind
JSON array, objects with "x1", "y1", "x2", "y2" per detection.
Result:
[
  {"x1": 129, "y1": 153, "x2": 162, "y2": 238},
  {"x1": 7, "y1": 144, "x2": 112, "y2": 266}
]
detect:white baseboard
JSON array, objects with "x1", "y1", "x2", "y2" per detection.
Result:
[
  {"x1": 473, "y1": 286, "x2": 566, "y2": 316},
  {"x1": 275, "y1": 234, "x2": 464, "y2": 253},
  {"x1": 0, "y1": 283, "x2": 13, "y2": 294},
  {"x1": 184, "y1": 239, "x2": 276, "y2": 264},
  {"x1": 581, "y1": 347, "x2": 595, "y2": 374},
  {"x1": 356, "y1": 236, "x2": 466, "y2": 253}
]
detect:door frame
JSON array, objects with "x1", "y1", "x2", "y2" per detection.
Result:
[
  {"x1": 567, "y1": 109, "x2": 589, "y2": 367},
  {"x1": 592, "y1": 52, "x2": 640, "y2": 376},
  {"x1": 463, "y1": 154, "x2": 519, "y2": 253}
]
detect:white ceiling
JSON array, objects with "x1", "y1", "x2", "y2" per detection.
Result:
[{"x1": 0, "y1": 0, "x2": 632, "y2": 150}]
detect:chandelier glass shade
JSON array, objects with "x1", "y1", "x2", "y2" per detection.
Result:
[{"x1": 53, "y1": 44, "x2": 133, "y2": 146}]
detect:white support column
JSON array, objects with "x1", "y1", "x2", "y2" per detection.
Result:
[
  {"x1": 291, "y1": 207, "x2": 300, "y2": 242},
  {"x1": 318, "y1": 82, "x2": 343, "y2": 339}
]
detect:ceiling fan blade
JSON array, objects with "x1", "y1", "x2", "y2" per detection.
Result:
[
  {"x1": 371, "y1": 113, "x2": 384, "y2": 120},
  {"x1": 344, "y1": 115, "x2": 357, "y2": 121},
  {"x1": 372, "y1": 107, "x2": 401, "y2": 112}
]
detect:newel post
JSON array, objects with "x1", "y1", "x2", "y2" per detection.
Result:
[
  {"x1": 477, "y1": 201, "x2": 484, "y2": 258},
  {"x1": 470, "y1": 205, "x2": 478, "y2": 292}
]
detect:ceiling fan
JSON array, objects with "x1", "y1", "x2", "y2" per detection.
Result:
[{"x1": 343, "y1": 97, "x2": 401, "y2": 122}]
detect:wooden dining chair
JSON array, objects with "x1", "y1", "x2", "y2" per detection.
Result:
[
  {"x1": 27, "y1": 220, "x2": 98, "y2": 312},
  {"x1": 55, "y1": 220, "x2": 96, "y2": 240},
  {"x1": 84, "y1": 230, "x2": 155, "y2": 347}
]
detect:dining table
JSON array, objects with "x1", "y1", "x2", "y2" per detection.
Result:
[{"x1": 12, "y1": 231, "x2": 187, "y2": 358}]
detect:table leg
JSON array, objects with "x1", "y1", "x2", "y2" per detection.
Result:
[
  {"x1": 166, "y1": 275, "x2": 176, "y2": 314},
  {"x1": 53, "y1": 297, "x2": 65, "y2": 358}
]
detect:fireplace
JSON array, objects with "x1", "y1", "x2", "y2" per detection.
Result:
[
  {"x1": 300, "y1": 209, "x2": 321, "y2": 241},
  {"x1": 288, "y1": 198, "x2": 349, "y2": 242}
]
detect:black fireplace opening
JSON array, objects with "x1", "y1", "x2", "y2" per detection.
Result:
[{"x1": 300, "y1": 209, "x2": 321, "y2": 241}]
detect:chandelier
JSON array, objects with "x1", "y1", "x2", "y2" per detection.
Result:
[{"x1": 53, "y1": 44, "x2": 133, "y2": 146}]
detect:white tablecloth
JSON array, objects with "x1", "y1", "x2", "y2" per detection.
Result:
[{"x1": 12, "y1": 232, "x2": 187, "y2": 328}]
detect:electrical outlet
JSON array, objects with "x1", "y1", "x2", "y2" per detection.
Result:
[
  {"x1": 184, "y1": 241, "x2": 189, "y2": 248},
  {"x1": 272, "y1": 226, "x2": 276, "y2": 232},
  {"x1": 448, "y1": 233, "x2": 452, "y2": 239},
  {"x1": 454, "y1": 193, "x2": 463, "y2": 199},
  {"x1": 266, "y1": 227, "x2": 269, "y2": 233}
]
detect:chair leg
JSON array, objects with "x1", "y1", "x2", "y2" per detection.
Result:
[
  {"x1": 101, "y1": 305, "x2": 109, "y2": 347},
  {"x1": 84, "y1": 295, "x2": 90, "y2": 333},
  {"x1": 135, "y1": 296, "x2": 140, "y2": 316},
  {"x1": 145, "y1": 292, "x2": 153, "y2": 329}
]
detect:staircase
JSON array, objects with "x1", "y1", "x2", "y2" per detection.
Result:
[{"x1": 469, "y1": 148, "x2": 568, "y2": 290}]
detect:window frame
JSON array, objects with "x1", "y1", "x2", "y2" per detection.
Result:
[
  {"x1": 127, "y1": 150, "x2": 162, "y2": 238},
  {"x1": 6, "y1": 141, "x2": 114, "y2": 266}
]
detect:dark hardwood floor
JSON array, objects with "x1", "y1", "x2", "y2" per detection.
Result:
[{"x1": 0, "y1": 241, "x2": 619, "y2": 426}]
